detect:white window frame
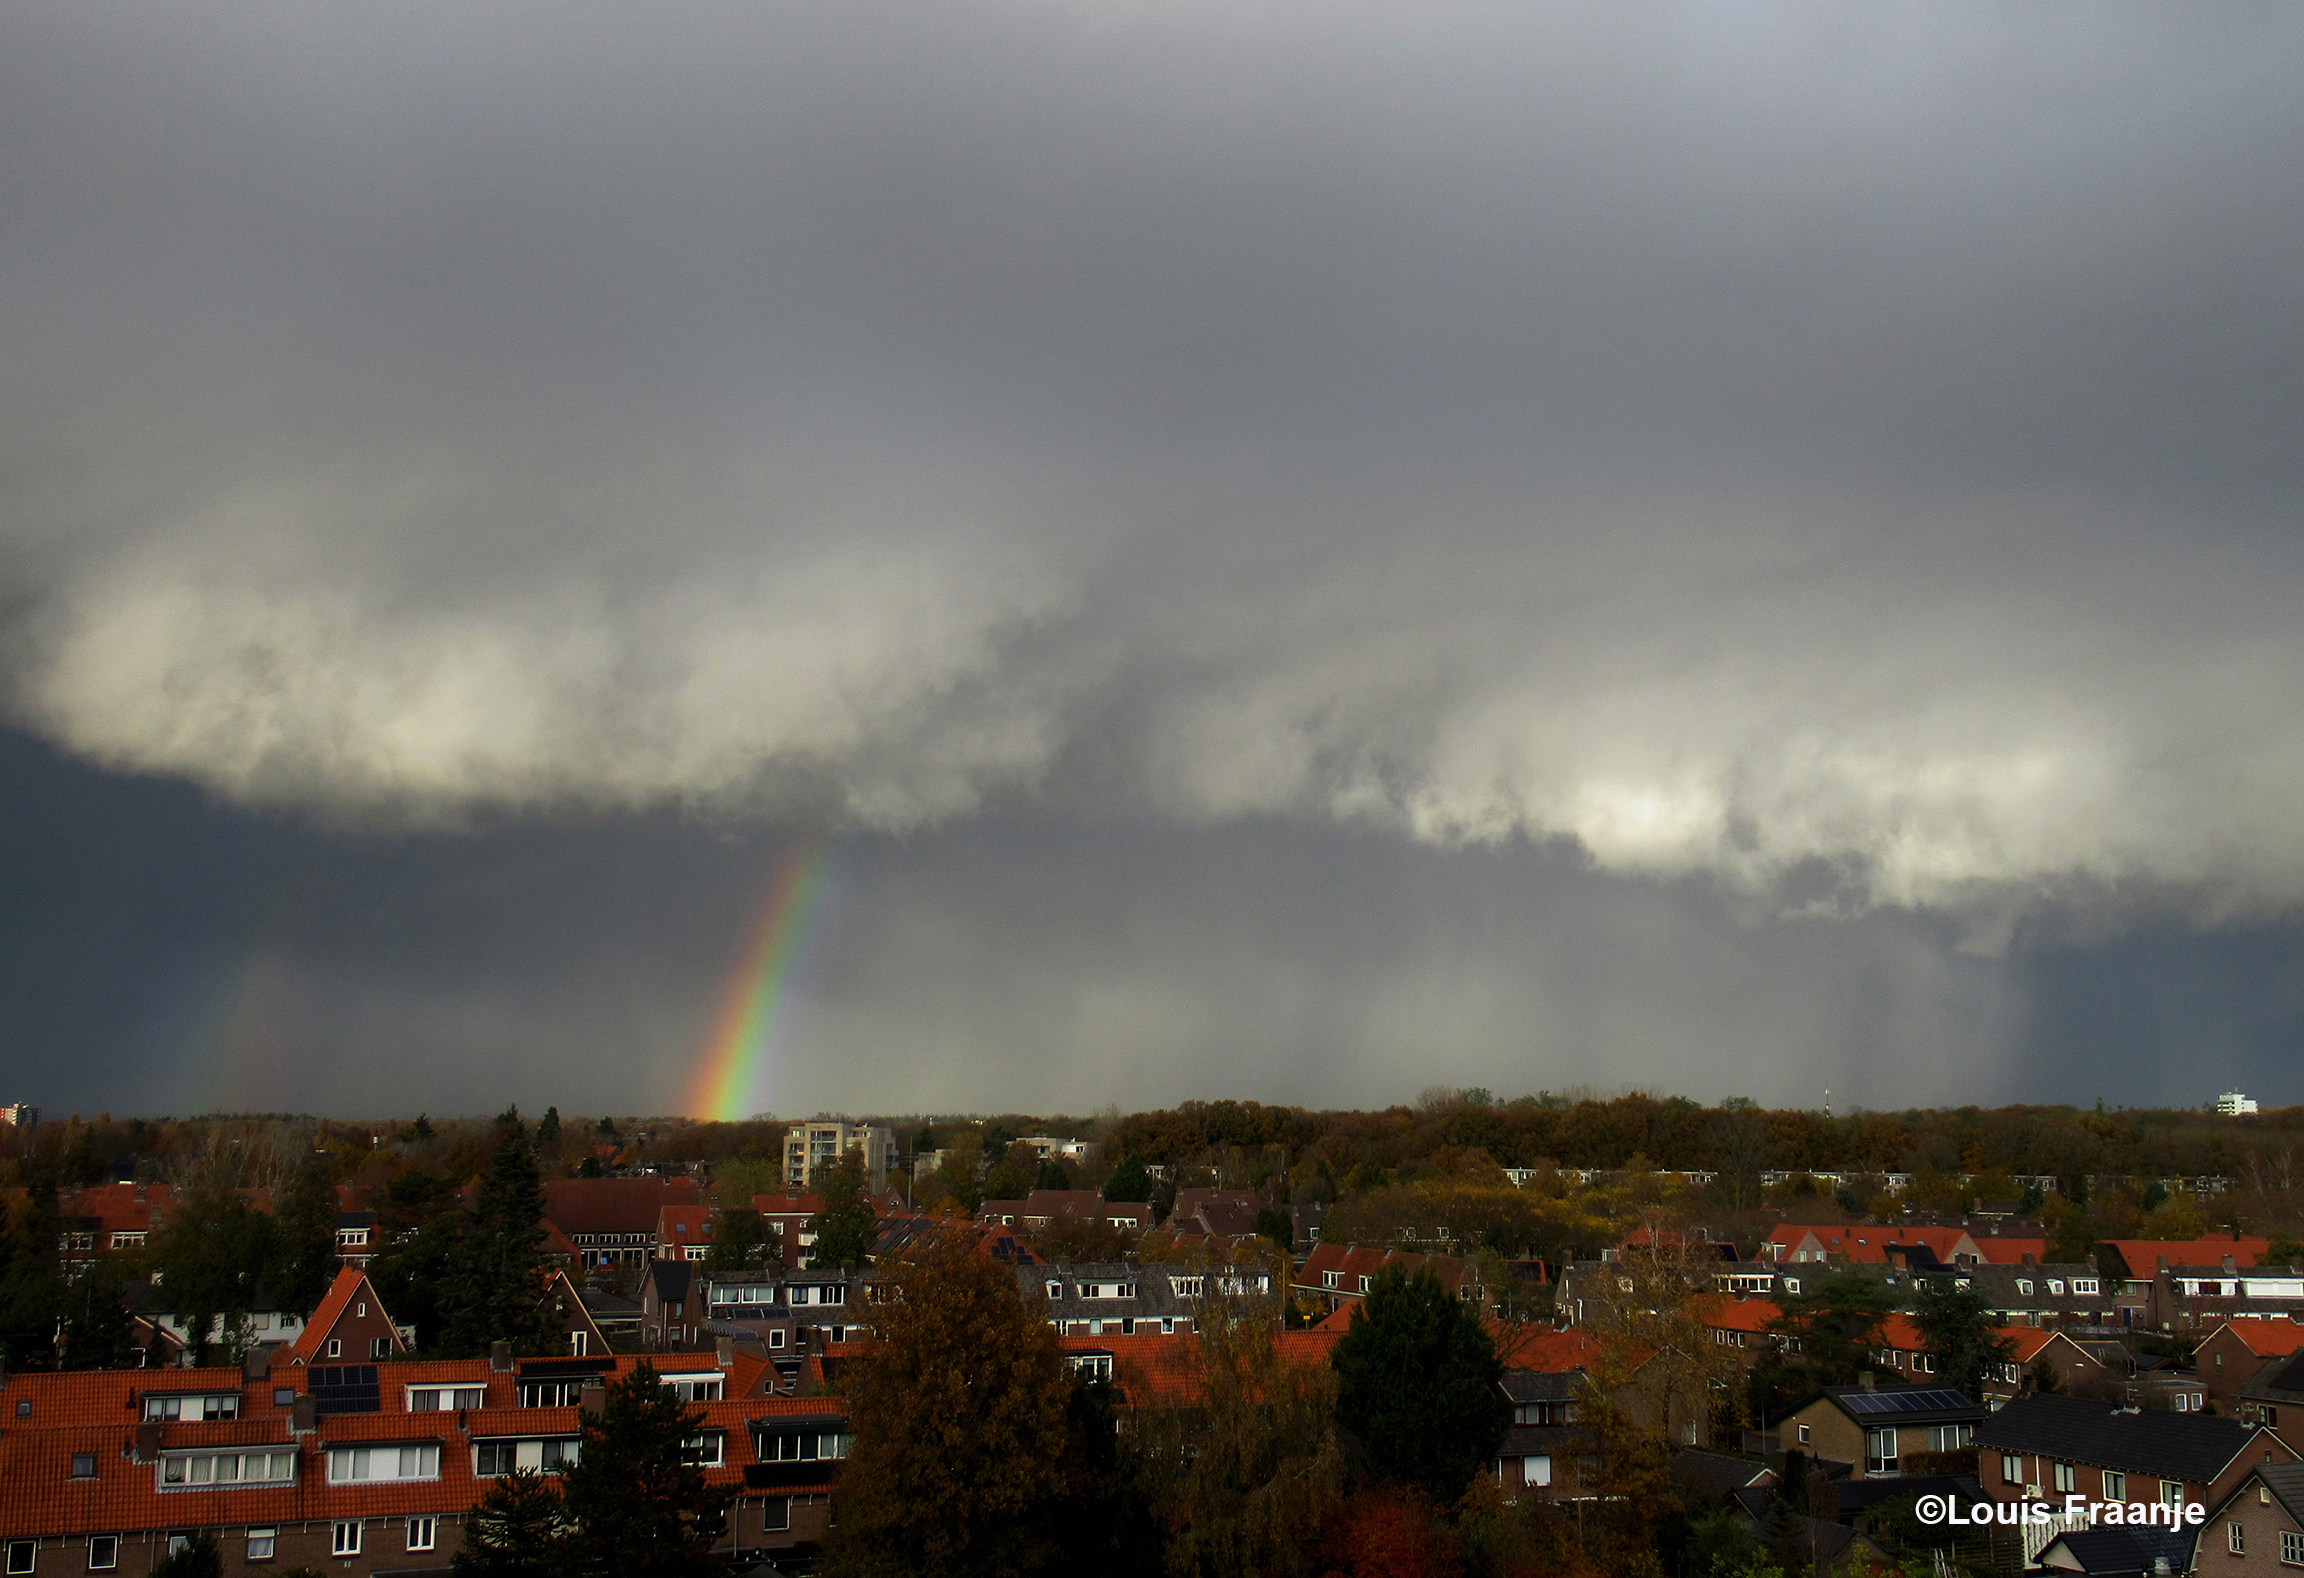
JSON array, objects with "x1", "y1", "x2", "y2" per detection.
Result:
[
  {"x1": 2052, "y1": 1462, "x2": 2076, "y2": 1493},
  {"x1": 4, "y1": 1541, "x2": 31, "y2": 1576},
  {"x1": 332, "y1": 1521, "x2": 363, "y2": 1558},
  {"x1": 407, "y1": 1516, "x2": 437, "y2": 1552},
  {"x1": 245, "y1": 1529, "x2": 276, "y2": 1562},
  {"x1": 2104, "y1": 1470, "x2": 2126, "y2": 1500},
  {"x1": 88, "y1": 1535, "x2": 120, "y2": 1571},
  {"x1": 2281, "y1": 1528, "x2": 2304, "y2": 1566},
  {"x1": 683, "y1": 1433, "x2": 725, "y2": 1467}
]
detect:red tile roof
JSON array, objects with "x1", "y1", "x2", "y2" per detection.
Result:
[{"x1": 287, "y1": 1266, "x2": 403, "y2": 1364}]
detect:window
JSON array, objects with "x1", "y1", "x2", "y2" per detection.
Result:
[
  {"x1": 517, "y1": 1381, "x2": 580, "y2": 1408},
  {"x1": 161, "y1": 1450, "x2": 296, "y2": 1486},
  {"x1": 683, "y1": 1434, "x2": 724, "y2": 1467},
  {"x1": 326, "y1": 1444, "x2": 440, "y2": 1483},
  {"x1": 1797, "y1": 1424, "x2": 1811, "y2": 1445},
  {"x1": 1781, "y1": 1277, "x2": 1800, "y2": 1294},
  {"x1": 570, "y1": 1330, "x2": 588, "y2": 1357},
  {"x1": 2104, "y1": 1470, "x2": 2126, "y2": 1500},
  {"x1": 2161, "y1": 1480, "x2": 2184, "y2": 1508},
  {"x1": 2232, "y1": 1522, "x2": 2248, "y2": 1555},
  {"x1": 1071, "y1": 1353, "x2": 1114, "y2": 1382},
  {"x1": 1927, "y1": 1424, "x2": 1973, "y2": 1452},
  {"x1": 2052, "y1": 1462, "x2": 2076, "y2": 1493},
  {"x1": 70, "y1": 1452, "x2": 95, "y2": 1478},
  {"x1": 665, "y1": 1376, "x2": 723, "y2": 1402},
  {"x1": 332, "y1": 1521, "x2": 362, "y2": 1557},
  {"x1": 407, "y1": 1517, "x2": 437, "y2": 1552},
  {"x1": 409, "y1": 1387, "x2": 487, "y2": 1411},
  {"x1": 760, "y1": 1430, "x2": 852, "y2": 1462},
  {"x1": 88, "y1": 1536, "x2": 119, "y2": 1570},
  {"x1": 245, "y1": 1529, "x2": 275, "y2": 1562},
  {"x1": 477, "y1": 1439, "x2": 576, "y2": 1476},
  {"x1": 273, "y1": 1387, "x2": 294, "y2": 1407},
  {"x1": 4, "y1": 1541, "x2": 31, "y2": 1575},
  {"x1": 370, "y1": 1337, "x2": 392, "y2": 1359},
  {"x1": 763, "y1": 1496, "x2": 792, "y2": 1532},
  {"x1": 2016, "y1": 1280, "x2": 2032, "y2": 1296},
  {"x1": 1359, "y1": 1276, "x2": 1372, "y2": 1294},
  {"x1": 1524, "y1": 1454, "x2": 1552, "y2": 1487},
  {"x1": 1866, "y1": 1428, "x2": 1898, "y2": 1476},
  {"x1": 2283, "y1": 1528, "x2": 2304, "y2": 1565},
  {"x1": 769, "y1": 1328, "x2": 787, "y2": 1349},
  {"x1": 144, "y1": 1394, "x2": 239, "y2": 1421},
  {"x1": 2075, "y1": 1279, "x2": 2099, "y2": 1295},
  {"x1": 1161, "y1": 1317, "x2": 1176, "y2": 1334},
  {"x1": 326, "y1": 1339, "x2": 342, "y2": 1359},
  {"x1": 1322, "y1": 1271, "x2": 1340, "y2": 1289},
  {"x1": 2048, "y1": 1280, "x2": 2065, "y2": 1296}
]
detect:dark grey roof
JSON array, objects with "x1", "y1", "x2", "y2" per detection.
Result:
[
  {"x1": 2035, "y1": 1525, "x2": 2200, "y2": 1576},
  {"x1": 1671, "y1": 1448, "x2": 1774, "y2": 1502},
  {"x1": 646, "y1": 1260, "x2": 693, "y2": 1301},
  {"x1": 1978, "y1": 1393, "x2": 2258, "y2": 1484},
  {"x1": 2238, "y1": 1463, "x2": 2304, "y2": 1528},
  {"x1": 1826, "y1": 1474, "x2": 1987, "y2": 1516},
  {"x1": 2240, "y1": 1350, "x2": 2304, "y2": 1406},
  {"x1": 1802, "y1": 1385, "x2": 1982, "y2": 1424},
  {"x1": 1499, "y1": 1423, "x2": 1595, "y2": 1456},
  {"x1": 1501, "y1": 1369, "x2": 1578, "y2": 1403}
]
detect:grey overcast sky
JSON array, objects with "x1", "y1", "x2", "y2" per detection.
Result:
[{"x1": 3, "y1": 3, "x2": 2301, "y2": 1118}]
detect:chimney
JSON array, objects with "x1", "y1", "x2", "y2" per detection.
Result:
[
  {"x1": 2225, "y1": 1255, "x2": 2238, "y2": 1273},
  {"x1": 291, "y1": 1394, "x2": 317, "y2": 1435},
  {"x1": 2022, "y1": 1253, "x2": 2037, "y2": 1267},
  {"x1": 134, "y1": 1421, "x2": 163, "y2": 1463},
  {"x1": 490, "y1": 1340, "x2": 513, "y2": 1373},
  {"x1": 2157, "y1": 1257, "x2": 2170, "y2": 1273},
  {"x1": 1858, "y1": 1372, "x2": 1876, "y2": 1391},
  {"x1": 133, "y1": 1182, "x2": 147, "y2": 1205},
  {"x1": 243, "y1": 1346, "x2": 271, "y2": 1383},
  {"x1": 715, "y1": 1334, "x2": 734, "y2": 1369},
  {"x1": 578, "y1": 1378, "x2": 607, "y2": 1416},
  {"x1": 2086, "y1": 1253, "x2": 2098, "y2": 1272}
]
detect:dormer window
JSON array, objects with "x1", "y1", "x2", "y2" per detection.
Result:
[
  {"x1": 1359, "y1": 1276, "x2": 1372, "y2": 1294},
  {"x1": 2016, "y1": 1280, "x2": 2033, "y2": 1296},
  {"x1": 2075, "y1": 1279, "x2": 2100, "y2": 1295},
  {"x1": 2047, "y1": 1280, "x2": 2065, "y2": 1296}
]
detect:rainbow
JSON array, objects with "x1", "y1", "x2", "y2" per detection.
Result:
[{"x1": 688, "y1": 838, "x2": 833, "y2": 1121}]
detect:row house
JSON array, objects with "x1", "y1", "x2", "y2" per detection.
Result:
[
  {"x1": 1291, "y1": 1243, "x2": 1498, "y2": 1316},
  {"x1": 976, "y1": 1191, "x2": 1156, "y2": 1235},
  {"x1": 2099, "y1": 1234, "x2": 2274, "y2": 1289},
  {"x1": 0, "y1": 1345, "x2": 848, "y2": 1574},
  {"x1": 1760, "y1": 1222, "x2": 2045, "y2": 1269},
  {"x1": 1016, "y1": 1260, "x2": 1255, "y2": 1338},
  {"x1": 539, "y1": 1177, "x2": 701, "y2": 1269},
  {"x1": 1957, "y1": 1261, "x2": 2117, "y2": 1328},
  {"x1": 120, "y1": 1285, "x2": 310, "y2": 1367},
  {"x1": 2133, "y1": 1257, "x2": 2304, "y2": 1337},
  {"x1": 1976, "y1": 1392, "x2": 2293, "y2": 1514},
  {"x1": 2202, "y1": 1319, "x2": 2304, "y2": 1414}
]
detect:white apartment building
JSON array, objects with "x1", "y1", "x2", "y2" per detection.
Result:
[
  {"x1": 2217, "y1": 1091, "x2": 2261, "y2": 1117},
  {"x1": 784, "y1": 1120, "x2": 895, "y2": 1191}
]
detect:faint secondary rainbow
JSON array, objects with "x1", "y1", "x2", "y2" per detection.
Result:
[{"x1": 688, "y1": 839, "x2": 834, "y2": 1121}]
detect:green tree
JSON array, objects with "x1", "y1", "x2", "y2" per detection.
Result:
[
  {"x1": 1104, "y1": 1155, "x2": 1154, "y2": 1204},
  {"x1": 807, "y1": 1149, "x2": 878, "y2": 1269},
  {"x1": 1254, "y1": 1206, "x2": 1293, "y2": 1249},
  {"x1": 702, "y1": 1208, "x2": 778, "y2": 1276},
  {"x1": 442, "y1": 1109, "x2": 558, "y2": 1358},
  {"x1": 270, "y1": 1151, "x2": 342, "y2": 1318},
  {"x1": 148, "y1": 1174, "x2": 283, "y2": 1365},
  {"x1": 59, "y1": 1257, "x2": 133, "y2": 1370},
  {"x1": 556, "y1": 1366, "x2": 733, "y2": 1577},
  {"x1": 827, "y1": 1230, "x2": 1075, "y2": 1578},
  {"x1": 1330, "y1": 1267, "x2": 1509, "y2": 1503},
  {"x1": 452, "y1": 1470, "x2": 566, "y2": 1576},
  {"x1": 1752, "y1": 1266, "x2": 1897, "y2": 1415},
  {"x1": 1034, "y1": 1159, "x2": 1073, "y2": 1192},
  {"x1": 1913, "y1": 1274, "x2": 2016, "y2": 1401}
]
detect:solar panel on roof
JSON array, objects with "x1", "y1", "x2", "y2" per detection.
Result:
[
  {"x1": 309, "y1": 1365, "x2": 381, "y2": 1415},
  {"x1": 1841, "y1": 1388, "x2": 1972, "y2": 1415}
]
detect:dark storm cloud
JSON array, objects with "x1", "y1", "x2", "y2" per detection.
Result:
[{"x1": 2, "y1": 5, "x2": 2302, "y2": 1112}]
